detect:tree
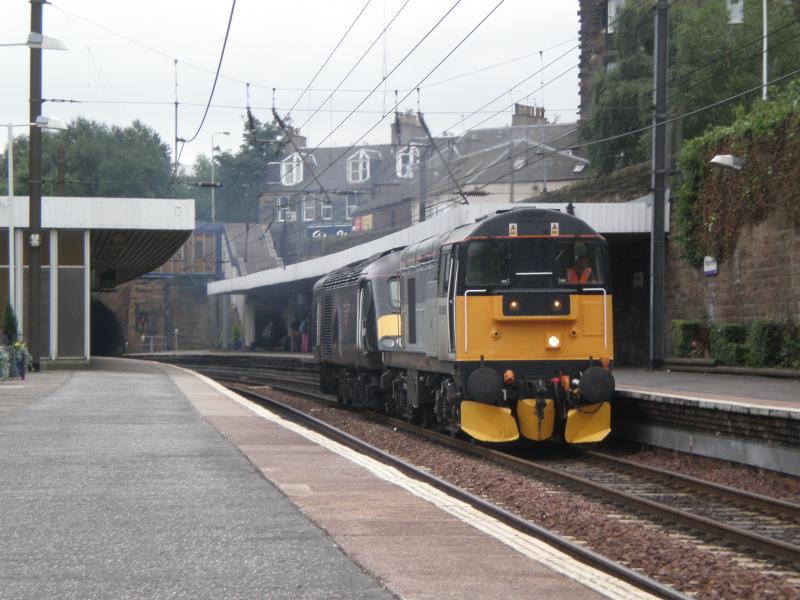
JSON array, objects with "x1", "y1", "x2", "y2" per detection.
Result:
[
  {"x1": 582, "y1": 0, "x2": 800, "y2": 174},
  {"x1": 185, "y1": 110, "x2": 284, "y2": 223},
  {"x1": 0, "y1": 118, "x2": 172, "y2": 198}
]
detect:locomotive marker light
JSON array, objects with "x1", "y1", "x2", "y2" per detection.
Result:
[{"x1": 508, "y1": 299, "x2": 520, "y2": 312}]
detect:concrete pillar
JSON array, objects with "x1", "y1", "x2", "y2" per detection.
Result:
[{"x1": 49, "y1": 229, "x2": 57, "y2": 359}]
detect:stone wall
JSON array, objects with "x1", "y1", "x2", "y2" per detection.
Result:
[{"x1": 666, "y1": 210, "x2": 800, "y2": 333}]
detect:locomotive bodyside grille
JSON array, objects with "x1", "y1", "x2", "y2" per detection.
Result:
[{"x1": 321, "y1": 295, "x2": 334, "y2": 356}]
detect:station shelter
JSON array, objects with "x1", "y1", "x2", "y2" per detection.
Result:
[{"x1": 0, "y1": 196, "x2": 194, "y2": 364}]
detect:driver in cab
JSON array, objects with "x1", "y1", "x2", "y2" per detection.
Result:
[{"x1": 566, "y1": 242, "x2": 595, "y2": 284}]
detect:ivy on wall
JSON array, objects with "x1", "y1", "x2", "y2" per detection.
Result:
[{"x1": 674, "y1": 81, "x2": 800, "y2": 266}]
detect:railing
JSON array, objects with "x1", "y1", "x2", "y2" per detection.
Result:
[{"x1": 140, "y1": 335, "x2": 167, "y2": 353}]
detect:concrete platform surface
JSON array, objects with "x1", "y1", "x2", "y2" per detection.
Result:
[
  {"x1": 0, "y1": 358, "x2": 657, "y2": 600},
  {"x1": 0, "y1": 358, "x2": 393, "y2": 599},
  {"x1": 615, "y1": 367, "x2": 800, "y2": 414}
]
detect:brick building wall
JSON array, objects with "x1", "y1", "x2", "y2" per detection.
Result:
[
  {"x1": 94, "y1": 276, "x2": 213, "y2": 353},
  {"x1": 665, "y1": 211, "x2": 800, "y2": 335},
  {"x1": 578, "y1": 0, "x2": 613, "y2": 121}
]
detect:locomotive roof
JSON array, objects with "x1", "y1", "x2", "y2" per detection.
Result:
[
  {"x1": 399, "y1": 208, "x2": 601, "y2": 266},
  {"x1": 314, "y1": 247, "x2": 403, "y2": 291},
  {"x1": 465, "y1": 207, "x2": 599, "y2": 239}
]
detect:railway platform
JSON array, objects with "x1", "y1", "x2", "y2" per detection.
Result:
[
  {"x1": 0, "y1": 357, "x2": 654, "y2": 600},
  {"x1": 135, "y1": 350, "x2": 800, "y2": 476},
  {"x1": 613, "y1": 367, "x2": 800, "y2": 476}
]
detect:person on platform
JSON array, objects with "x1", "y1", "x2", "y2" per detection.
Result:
[
  {"x1": 299, "y1": 317, "x2": 309, "y2": 353},
  {"x1": 289, "y1": 320, "x2": 301, "y2": 352}
]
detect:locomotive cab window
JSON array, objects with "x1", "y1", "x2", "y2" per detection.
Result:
[
  {"x1": 388, "y1": 277, "x2": 401, "y2": 311},
  {"x1": 437, "y1": 247, "x2": 453, "y2": 297},
  {"x1": 464, "y1": 239, "x2": 511, "y2": 287},
  {"x1": 555, "y1": 239, "x2": 606, "y2": 285}
]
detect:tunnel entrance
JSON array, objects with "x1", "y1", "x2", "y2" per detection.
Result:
[{"x1": 91, "y1": 298, "x2": 126, "y2": 356}]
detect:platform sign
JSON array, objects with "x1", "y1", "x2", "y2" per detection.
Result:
[{"x1": 703, "y1": 255, "x2": 718, "y2": 276}]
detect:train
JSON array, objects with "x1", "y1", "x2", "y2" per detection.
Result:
[{"x1": 312, "y1": 206, "x2": 615, "y2": 444}]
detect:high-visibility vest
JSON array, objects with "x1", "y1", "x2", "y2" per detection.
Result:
[{"x1": 567, "y1": 267, "x2": 593, "y2": 283}]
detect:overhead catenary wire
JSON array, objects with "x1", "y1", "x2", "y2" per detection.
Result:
[
  {"x1": 210, "y1": 4, "x2": 800, "y2": 232},
  {"x1": 219, "y1": 0, "x2": 565, "y2": 254},
  {"x1": 303, "y1": 0, "x2": 467, "y2": 155},
  {"x1": 293, "y1": 63, "x2": 800, "y2": 243},
  {"x1": 292, "y1": 0, "x2": 509, "y2": 200},
  {"x1": 48, "y1": 1, "x2": 575, "y2": 97},
  {"x1": 175, "y1": 0, "x2": 236, "y2": 146},
  {"x1": 294, "y1": 0, "x2": 413, "y2": 134},
  {"x1": 286, "y1": 0, "x2": 373, "y2": 119}
]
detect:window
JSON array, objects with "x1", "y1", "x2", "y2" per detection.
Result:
[
  {"x1": 321, "y1": 199, "x2": 332, "y2": 221},
  {"x1": 280, "y1": 152, "x2": 303, "y2": 186},
  {"x1": 347, "y1": 149, "x2": 371, "y2": 183},
  {"x1": 396, "y1": 145, "x2": 420, "y2": 178},
  {"x1": 572, "y1": 163, "x2": 587, "y2": 173},
  {"x1": 555, "y1": 239, "x2": 606, "y2": 286},
  {"x1": 407, "y1": 277, "x2": 416, "y2": 344},
  {"x1": 388, "y1": 278, "x2": 400, "y2": 311},
  {"x1": 465, "y1": 240, "x2": 511, "y2": 287},
  {"x1": 726, "y1": 0, "x2": 743, "y2": 24},
  {"x1": 303, "y1": 196, "x2": 315, "y2": 221},
  {"x1": 607, "y1": 0, "x2": 621, "y2": 32},
  {"x1": 276, "y1": 196, "x2": 289, "y2": 221},
  {"x1": 437, "y1": 247, "x2": 453, "y2": 297},
  {"x1": 194, "y1": 236, "x2": 205, "y2": 260},
  {"x1": 345, "y1": 196, "x2": 357, "y2": 220}
]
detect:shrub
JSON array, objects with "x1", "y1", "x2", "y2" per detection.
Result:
[
  {"x1": 671, "y1": 320, "x2": 708, "y2": 358},
  {"x1": 710, "y1": 323, "x2": 748, "y2": 366},
  {"x1": 779, "y1": 322, "x2": 800, "y2": 369},
  {"x1": 746, "y1": 320, "x2": 786, "y2": 368},
  {"x1": 710, "y1": 323, "x2": 747, "y2": 347},
  {"x1": 2, "y1": 304, "x2": 18, "y2": 342}
]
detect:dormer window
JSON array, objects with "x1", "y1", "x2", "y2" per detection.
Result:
[
  {"x1": 281, "y1": 152, "x2": 304, "y2": 186},
  {"x1": 347, "y1": 149, "x2": 372, "y2": 183},
  {"x1": 396, "y1": 145, "x2": 420, "y2": 178}
]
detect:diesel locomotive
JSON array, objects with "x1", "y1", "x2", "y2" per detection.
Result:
[{"x1": 313, "y1": 207, "x2": 615, "y2": 444}]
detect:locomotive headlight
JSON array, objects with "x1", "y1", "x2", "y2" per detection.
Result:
[
  {"x1": 508, "y1": 299, "x2": 520, "y2": 312},
  {"x1": 547, "y1": 335, "x2": 561, "y2": 349},
  {"x1": 552, "y1": 299, "x2": 563, "y2": 311},
  {"x1": 381, "y1": 337, "x2": 396, "y2": 348}
]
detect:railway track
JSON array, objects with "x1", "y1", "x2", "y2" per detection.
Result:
[
  {"x1": 168, "y1": 361, "x2": 800, "y2": 587},
  {"x1": 221, "y1": 379, "x2": 687, "y2": 600}
]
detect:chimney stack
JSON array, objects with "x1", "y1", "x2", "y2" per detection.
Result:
[
  {"x1": 511, "y1": 103, "x2": 548, "y2": 126},
  {"x1": 391, "y1": 110, "x2": 425, "y2": 145}
]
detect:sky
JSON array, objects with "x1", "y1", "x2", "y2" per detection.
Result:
[{"x1": 1, "y1": 0, "x2": 581, "y2": 171}]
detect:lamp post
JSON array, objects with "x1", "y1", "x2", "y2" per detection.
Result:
[
  {"x1": 762, "y1": 0, "x2": 768, "y2": 101},
  {"x1": 28, "y1": 0, "x2": 67, "y2": 370},
  {"x1": 5, "y1": 117, "x2": 66, "y2": 322},
  {"x1": 1, "y1": 2, "x2": 66, "y2": 362},
  {"x1": 210, "y1": 131, "x2": 229, "y2": 223}
]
